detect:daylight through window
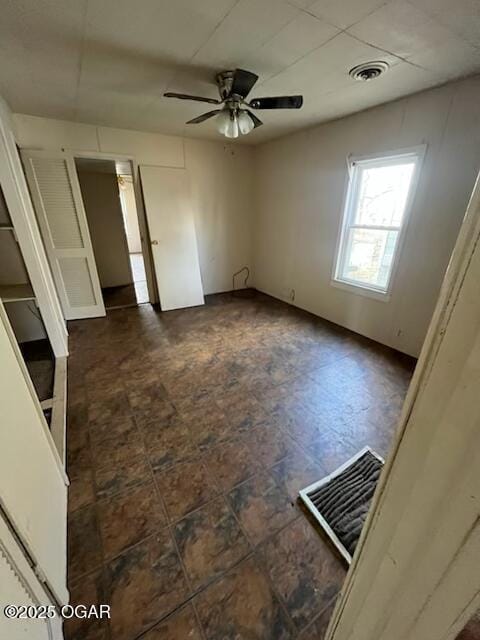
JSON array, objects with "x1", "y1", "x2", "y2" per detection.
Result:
[{"x1": 334, "y1": 151, "x2": 422, "y2": 295}]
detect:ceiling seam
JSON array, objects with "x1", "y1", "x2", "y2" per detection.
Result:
[
  {"x1": 403, "y1": 0, "x2": 474, "y2": 48},
  {"x1": 73, "y1": 0, "x2": 90, "y2": 123},
  {"x1": 164, "y1": 0, "x2": 243, "y2": 97},
  {"x1": 253, "y1": 0, "x2": 412, "y2": 90},
  {"x1": 296, "y1": 0, "x2": 392, "y2": 32},
  {"x1": 253, "y1": 29, "x2": 344, "y2": 90},
  {"x1": 146, "y1": 0, "x2": 243, "y2": 140},
  {"x1": 345, "y1": 31, "x2": 433, "y2": 72}
]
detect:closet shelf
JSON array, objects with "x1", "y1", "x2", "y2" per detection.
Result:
[
  {"x1": 0, "y1": 283, "x2": 36, "y2": 303},
  {"x1": 0, "y1": 224, "x2": 14, "y2": 230}
]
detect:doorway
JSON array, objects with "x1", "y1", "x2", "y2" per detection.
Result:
[
  {"x1": 117, "y1": 173, "x2": 149, "y2": 305},
  {"x1": 74, "y1": 157, "x2": 149, "y2": 310}
]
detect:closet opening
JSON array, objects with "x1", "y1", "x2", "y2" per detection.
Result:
[
  {"x1": 0, "y1": 182, "x2": 57, "y2": 427},
  {"x1": 74, "y1": 157, "x2": 152, "y2": 311}
]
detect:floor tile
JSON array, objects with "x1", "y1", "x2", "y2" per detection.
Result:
[
  {"x1": 141, "y1": 603, "x2": 203, "y2": 639},
  {"x1": 174, "y1": 496, "x2": 251, "y2": 591},
  {"x1": 243, "y1": 421, "x2": 300, "y2": 468},
  {"x1": 275, "y1": 404, "x2": 327, "y2": 446},
  {"x1": 194, "y1": 555, "x2": 294, "y2": 640},
  {"x1": 88, "y1": 415, "x2": 137, "y2": 448},
  {"x1": 106, "y1": 531, "x2": 188, "y2": 640},
  {"x1": 88, "y1": 390, "x2": 130, "y2": 428},
  {"x1": 64, "y1": 569, "x2": 109, "y2": 640},
  {"x1": 228, "y1": 472, "x2": 298, "y2": 545},
  {"x1": 270, "y1": 451, "x2": 323, "y2": 501},
  {"x1": 126, "y1": 381, "x2": 169, "y2": 407},
  {"x1": 456, "y1": 608, "x2": 480, "y2": 640},
  {"x1": 298, "y1": 598, "x2": 338, "y2": 640},
  {"x1": 94, "y1": 453, "x2": 151, "y2": 499},
  {"x1": 155, "y1": 459, "x2": 220, "y2": 522},
  {"x1": 147, "y1": 421, "x2": 198, "y2": 471},
  {"x1": 90, "y1": 419, "x2": 145, "y2": 468},
  {"x1": 307, "y1": 431, "x2": 360, "y2": 475},
  {"x1": 259, "y1": 518, "x2": 346, "y2": 630},
  {"x1": 67, "y1": 401, "x2": 89, "y2": 432},
  {"x1": 68, "y1": 506, "x2": 102, "y2": 581},
  {"x1": 182, "y1": 405, "x2": 233, "y2": 450},
  {"x1": 66, "y1": 293, "x2": 415, "y2": 640},
  {"x1": 66, "y1": 428, "x2": 92, "y2": 475},
  {"x1": 68, "y1": 467, "x2": 95, "y2": 513},
  {"x1": 203, "y1": 437, "x2": 261, "y2": 492},
  {"x1": 215, "y1": 393, "x2": 269, "y2": 431},
  {"x1": 97, "y1": 481, "x2": 166, "y2": 559}
]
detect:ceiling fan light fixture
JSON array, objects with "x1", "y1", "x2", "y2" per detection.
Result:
[
  {"x1": 165, "y1": 68, "x2": 302, "y2": 137},
  {"x1": 238, "y1": 110, "x2": 254, "y2": 135}
]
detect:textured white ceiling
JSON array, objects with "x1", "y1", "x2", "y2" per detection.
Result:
[{"x1": 0, "y1": 0, "x2": 479, "y2": 144}]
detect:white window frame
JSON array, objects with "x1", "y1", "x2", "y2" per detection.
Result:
[{"x1": 332, "y1": 146, "x2": 426, "y2": 301}]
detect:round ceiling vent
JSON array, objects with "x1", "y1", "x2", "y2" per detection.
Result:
[{"x1": 349, "y1": 61, "x2": 389, "y2": 81}]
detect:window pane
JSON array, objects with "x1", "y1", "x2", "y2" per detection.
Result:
[
  {"x1": 342, "y1": 228, "x2": 398, "y2": 289},
  {"x1": 355, "y1": 162, "x2": 415, "y2": 227}
]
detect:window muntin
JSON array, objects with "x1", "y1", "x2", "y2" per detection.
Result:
[{"x1": 334, "y1": 153, "x2": 420, "y2": 295}]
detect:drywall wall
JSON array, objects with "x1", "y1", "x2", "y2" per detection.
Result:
[
  {"x1": 254, "y1": 75, "x2": 480, "y2": 357},
  {"x1": 77, "y1": 168, "x2": 133, "y2": 289},
  {"x1": 13, "y1": 117, "x2": 255, "y2": 295},
  {"x1": 119, "y1": 176, "x2": 141, "y2": 254}
]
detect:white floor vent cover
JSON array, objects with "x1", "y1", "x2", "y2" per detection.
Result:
[{"x1": 299, "y1": 447, "x2": 384, "y2": 564}]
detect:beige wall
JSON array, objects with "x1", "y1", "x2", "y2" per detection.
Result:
[
  {"x1": 254, "y1": 75, "x2": 480, "y2": 357},
  {"x1": 13, "y1": 116, "x2": 255, "y2": 296},
  {"x1": 77, "y1": 169, "x2": 132, "y2": 289},
  {"x1": 12, "y1": 76, "x2": 480, "y2": 354}
]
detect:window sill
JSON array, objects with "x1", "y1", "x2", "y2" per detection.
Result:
[{"x1": 330, "y1": 278, "x2": 391, "y2": 302}]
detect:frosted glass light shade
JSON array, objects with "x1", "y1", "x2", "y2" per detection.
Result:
[
  {"x1": 225, "y1": 115, "x2": 239, "y2": 138},
  {"x1": 238, "y1": 111, "x2": 254, "y2": 135},
  {"x1": 216, "y1": 110, "x2": 239, "y2": 138},
  {"x1": 216, "y1": 110, "x2": 231, "y2": 135}
]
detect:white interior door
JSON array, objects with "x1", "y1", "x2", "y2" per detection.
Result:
[
  {"x1": 140, "y1": 166, "x2": 204, "y2": 311},
  {"x1": 0, "y1": 303, "x2": 68, "y2": 606},
  {"x1": 21, "y1": 149, "x2": 105, "y2": 320},
  {"x1": 0, "y1": 514, "x2": 63, "y2": 640}
]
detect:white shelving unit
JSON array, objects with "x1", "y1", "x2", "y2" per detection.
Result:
[
  {"x1": 0, "y1": 283, "x2": 36, "y2": 303},
  {"x1": 0, "y1": 186, "x2": 66, "y2": 457}
]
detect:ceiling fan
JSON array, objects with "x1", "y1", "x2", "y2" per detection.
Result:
[{"x1": 164, "y1": 68, "x2": 303, "y2": 139}]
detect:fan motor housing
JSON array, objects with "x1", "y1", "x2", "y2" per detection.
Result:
[{"x1": 216, "y1": 70, "x2": 235, "y2": 100}]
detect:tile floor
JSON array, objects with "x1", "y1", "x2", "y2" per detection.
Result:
[{"x1": 65, "y1": 291, "x2": 415, "y2": 640}]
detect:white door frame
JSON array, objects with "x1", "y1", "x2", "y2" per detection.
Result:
[
  {"x1": 72, "y1": 151, "x2": 158, "y2": 305},
  {"x1": 328, "y1": 172, "x2": 480, "y2": 640}
]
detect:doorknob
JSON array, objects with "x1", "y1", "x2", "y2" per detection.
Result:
[{"x1": 151, "y1": 240, "x2": 159, "y2": 245}]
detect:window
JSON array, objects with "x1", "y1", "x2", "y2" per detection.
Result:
[{"x1": 333, "y1": 149, "x2": 423, "y2": 297}]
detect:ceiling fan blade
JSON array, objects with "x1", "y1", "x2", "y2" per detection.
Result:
[
  {"x1": 164, "y1": 92, "x2": 220, "y2": 105},
  {"x1": 246, "y1": 110, "x2": 263, "y2": 128},
  {"x1": 186, "y1": 109, "x2": 221, "y2": 124},
  {"x1": 249, "y1": 95, "x2": 303, "y2": 109},
  {"x1": 230, "y1": 69, "x2": 259, "y2": 99}
]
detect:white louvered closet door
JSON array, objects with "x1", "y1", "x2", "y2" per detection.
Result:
[{"x1": 21, "y1": 150, "x2": 105, "y2": 320}]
